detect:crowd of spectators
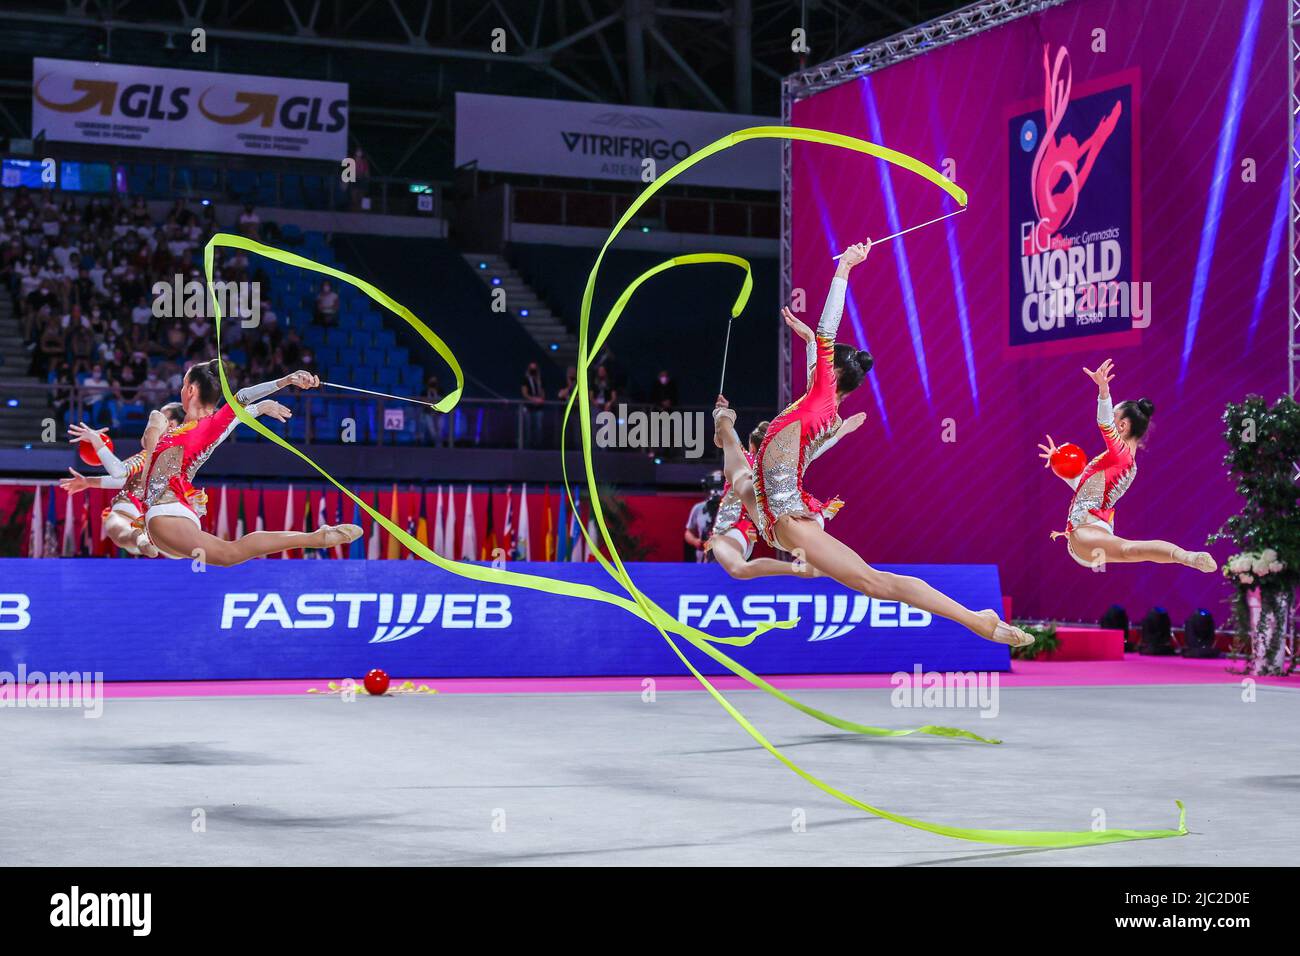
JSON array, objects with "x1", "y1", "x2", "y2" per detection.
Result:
[{"x1": 0, "y1": 186, "x2": 317, "y2": 428}]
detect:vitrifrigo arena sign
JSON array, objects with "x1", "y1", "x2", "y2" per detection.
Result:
[{"x1": 454, "y1": 92, "x2": 779, "y2": 191}]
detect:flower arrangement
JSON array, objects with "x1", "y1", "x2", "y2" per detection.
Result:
[
  {"x1": 1223, "y1": 549, "x2": 1287, "y2": 587},
  {"x1": 1211, "y1": 395, "x2": 1300, "y2": 676}
]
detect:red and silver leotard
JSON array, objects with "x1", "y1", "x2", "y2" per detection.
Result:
[
  {"x1": 1062, "y1": 395, "x2": 1136, "y2": 535},
  {"x1": 142, "y1": 381, "x2": 280, "y2": 527},
  {"x1": 753, "y1": 276, "x2": 850, "y2": 548},
  {"x1": 96, "y1": 446, "x2": 148, "y2": 519},
  {"x1": 709, "y1": 450, "x2": 757, "y2": 552}
]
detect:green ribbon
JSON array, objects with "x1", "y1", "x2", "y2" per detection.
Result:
[
  {"x1": 557, "y1": 125, "x2": 1184, "y2": 847},
  {"x1": 201, "y1": 124, "x2": 1186, "y2": 846}
]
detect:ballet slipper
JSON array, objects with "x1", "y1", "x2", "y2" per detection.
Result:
[
  {"x1": 977, "y1": 609, "x2": 1035, "y2": 648},
  {"x1": 712, "y1": 405, "x2": 737, "y2": 448},
  {"x1": 318, "y1": 524, "x2": 363, "y2": 549},
  {"x1": 1174, "y1": 549, "x2": 1217, "y2": 573},
  {"x1": 136, "y1": 534, "x2": 160, "y2": 558}
]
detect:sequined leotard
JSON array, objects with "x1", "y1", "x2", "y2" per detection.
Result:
[
  {"x1": 1058, "y1": 396, "x2": 1136, "y2": 566},
  {"x1": 708, "y1": 451, "x2": 757, "y2": 555},
  {"x1": 97, "y1": 447, "x2": 148, "y2": 519},
  {"x1": 752, "y1": 276, "x2": 850, "y2": 548},
  {"x1": 142, "y1": 381, "x2": 281, "y2": 528}
]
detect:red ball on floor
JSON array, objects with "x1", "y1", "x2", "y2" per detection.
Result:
[
  {"x1": 79, "y1": 433, "x2": 114, "y2": 466},
  {"x1": 1050, "y1": 442, "x2": 1087, "y2": 480},
  {"x1": 363, "y1": 668, "x2": 390, "y2": 696}
]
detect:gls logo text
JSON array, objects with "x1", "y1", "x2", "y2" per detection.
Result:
[
  {"x1": 677, "y1": 593, "x2": 932, "y2": 641},
  {"x1": 221, "y1": 592, "x2": 512, "y2": 643},
  {"x1": 0, "y1": 594, "x2": 31, "y2": 631}
]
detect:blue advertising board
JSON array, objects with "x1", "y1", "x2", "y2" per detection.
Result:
[{"x1": 0, "y1": 560, "x2": 1009, "y2": 680}]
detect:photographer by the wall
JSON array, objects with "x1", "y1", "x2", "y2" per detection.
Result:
[{"x1": 684, "y1": 469, "x2": 725, "y2": 562}]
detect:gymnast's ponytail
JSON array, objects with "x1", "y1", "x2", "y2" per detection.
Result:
[
  {"x1": 1117, "y1": 397, "x2": 1155, "y2": 440},
  {"x1": 183, "y1": 358, "x2": 223, "y2": 407},
  {"x1": 832, "y1": 343, "x2": 875, "y2": 396}
]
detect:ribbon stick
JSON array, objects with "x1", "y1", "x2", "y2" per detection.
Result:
[
  {"x1": 831, "y1": 206, "x2": 968, "y2": 259},
  {"x1": 321, "y1": 380, "x2": 441, "y2": 408}
]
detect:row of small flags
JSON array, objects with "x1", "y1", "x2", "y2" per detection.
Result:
[{"x1": 26, "y1": 482, "x2": 599, "y2": 562}]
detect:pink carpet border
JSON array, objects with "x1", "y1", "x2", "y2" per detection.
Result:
[{"x1": 80, "y1": 654, "x2": 1298, "y2": 698}]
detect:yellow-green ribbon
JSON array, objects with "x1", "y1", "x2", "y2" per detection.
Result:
[
  {"x1": 557, "y1": 251, "x2": 999, "y2": 744},
  {"x1": 558, "y1": 125, "x2": 1184, "y2": 847},
  {"x1": 204, "y1": 233, "x2": 994, "y2": 745},
  {"x1": 202, "y1": 124, "x2": 1185, "y2": 846}
]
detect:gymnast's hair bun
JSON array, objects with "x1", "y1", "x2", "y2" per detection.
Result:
[
  {"x1": 853, "y1": 349, "x2": 875, "y2": 375},
  {"x1": 1136, "y1": 398, "x2": 1155, "y2": 418}
]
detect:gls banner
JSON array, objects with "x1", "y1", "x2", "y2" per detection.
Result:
[
  {"x1": 32, "y1": 58, "x2": 348, "y2": 160},
  {"x1": 455, "y1": 92, "x2": 779, "y2": 190},
  {"x1": 0, "y1": 560, "x2": 1008, "y2": 679}
]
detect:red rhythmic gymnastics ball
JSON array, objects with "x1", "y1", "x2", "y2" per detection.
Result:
[
  {"x1": 1050, "y1": 442, "x2": 1087, "y2": 480},
  {"x1": 363, "y1": 668, "x2": 390, "y2": 696},
  {"x1": 78, "y1": 432, "x2": 114, "y2": 466}
]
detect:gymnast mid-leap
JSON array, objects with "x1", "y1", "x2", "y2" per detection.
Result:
[
  {"x1": 706, "y1": 412, "x2": 863, "y2": 579},
  {"x1": 713, "y1": 241, "x2": 1033, "y2": 647},
  {"x1": 138, "y1": 359, "x2": 361, "y2": 564},
  {"x1": 1039, "y1": 358, "x2": 1217, "y2": 572}
]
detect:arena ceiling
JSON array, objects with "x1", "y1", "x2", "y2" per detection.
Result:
[{"x1": 0, "y1": 0, "x2": 970, "y2": 180}]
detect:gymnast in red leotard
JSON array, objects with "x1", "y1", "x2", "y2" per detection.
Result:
[
  {"x1": 1039, "y1": 358, "x2": 1216, "y2": 573},
  {"x1": 713, "y1": 241, "x2": 1033, "y2": 648},
  {"x1": 61, "y1": 406, "x2": 187, "y2": 557},
  {"x1": 706, "y1": 413, "x2": 863, "y2": 579},
  {"x1": 140, "y1": 358, "x2": 361, "y2": 564}
]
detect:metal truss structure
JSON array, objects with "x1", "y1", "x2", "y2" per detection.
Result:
[{"x1": 778, "y1": 0, "x2": 1071, "y2": 404}]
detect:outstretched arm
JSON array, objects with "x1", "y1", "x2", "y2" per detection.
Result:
[
  {"x1": 1082, "y1": 358, "x2": 1125, "y2": 455},
  {"x1": 1037, "y1": 434, "x2": 1083, "y2": 489},
  {"x1": 809, "y1": 411, "x2": 866, "y2": 462},
  {"x1": 819, "y1": 241, "x2": 870, "y2": 339},
  {"x1": 59, "y1": 467, "x2": 125, "y2": 494},
  {"x1": 233, "y1": 369, "x2": 320, "y2": 407},
  {"x1": 67, "y1": 422, "x2": 127, "y2": 477}
]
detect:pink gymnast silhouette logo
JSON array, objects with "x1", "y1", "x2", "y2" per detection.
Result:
[{"x1": 1028, "y1": 45, "x2": 1122, "y2": 247}]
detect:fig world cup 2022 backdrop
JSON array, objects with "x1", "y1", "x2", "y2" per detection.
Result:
[
  {"x1": 789, "y1": 0, "x2": 1285, "y2": 621},
  {"x1": 1009, "y1": 60, "x2": 1138, "y2": 349}
]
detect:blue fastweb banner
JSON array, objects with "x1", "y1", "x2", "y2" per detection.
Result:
[{"x1": 0, "y1": 560, "x2": 1009, "y2": 680}]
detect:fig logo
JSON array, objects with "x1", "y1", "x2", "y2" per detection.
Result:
[
  {"x1": 1030, "y1": 44, "x2": 1122, "y2": 242},
  {"x1": 676, "y1": 593, "x2": 932, "y2": 642}
]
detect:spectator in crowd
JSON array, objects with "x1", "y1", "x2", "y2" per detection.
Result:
[
  {"x1": 520, "y1": 360, "x2": 546, "y2": 447},
  {"x1": 80, "y1": 363, "x2": 113, "y2": 427},
  {"x1": 649, "y1": 369, "x2": 678, "y2": 410},
  {"x1": 349, "y1": 147, "x2": 372, "y2": 211},
  {"x1": 314, "y1": 280, "x2": 340, "y2": 327},
  {"x1": 137, "y1": 364, "x2": 169, "y2": 407},
  {"x1": 237, "y1": 203, "x2": 261, "y2": 239},
  {"x1": 419, "y1": 376, "x2": 445, "y2": 446},
  {"x1": 556, "y1": 365, "x2": 578, "y2": 402},
  {"x1": 590, "y1": 364, "x2": 617, "y2": 413}
]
